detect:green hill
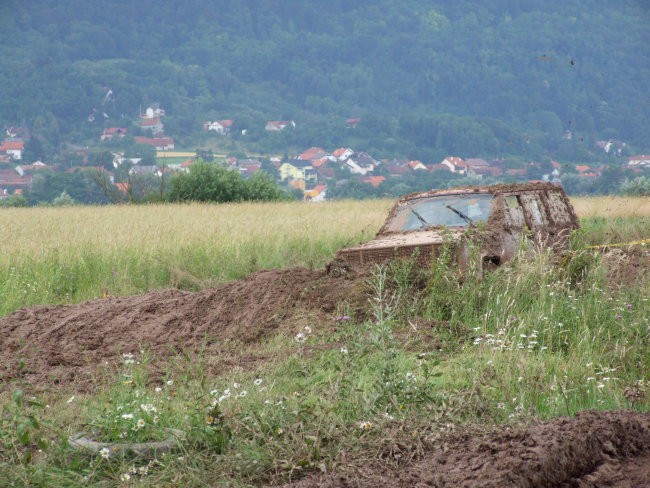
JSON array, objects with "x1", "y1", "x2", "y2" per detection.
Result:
[{"x1": 0, "y1": 0, "x2": 648, "y2": 162}]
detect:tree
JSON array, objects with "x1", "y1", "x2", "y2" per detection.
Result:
[
  {"x1": 620, "y1": 176, "x2": 650, "y2": 197},
  {"x1": 0, "y1": 194, "x2": 28, "y2": 207},
  {"x1": 52, "y1": 190, "x2": 76, "y2": 206},
  {"x1": 167, "y1": 160, "x2": 288, "y2": 203}
]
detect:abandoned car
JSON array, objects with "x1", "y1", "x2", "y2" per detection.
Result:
[{"x1": 331, "y1": 182, "x2": 580, "y2": 272}]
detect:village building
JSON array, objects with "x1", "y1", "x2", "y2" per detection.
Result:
[
  {"x1": 101, "y1": 127, "x2": 127, "y2": 141},
  {"x1": 138, "y1": 117, "x2": 164, "y2": 134},
  {"x1": 134, "y1": 136, "x2": 175, "y2": 151},
  {"x1": 204, "y1": 120, "x2": 234, "y2": 135},
  {"x1": 0, "y1": 140, "x2": 24, "y2": 160},
  {"x1": 265, "y1": 120, "x2": 295, "y2": 131},
  {"x1": 440, "y1": 156, "x2": 466, "y2": 174}
]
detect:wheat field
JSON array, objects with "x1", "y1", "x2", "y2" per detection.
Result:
[{"x1": 0, "y1": 196, "x2": 648, "y2": 316}]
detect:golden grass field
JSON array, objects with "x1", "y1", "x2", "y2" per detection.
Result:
[
  {"x1": 571, "y1": 195, "x2": 650, "y2": 218},
  {"x1": 1, "y1": 196, "x2": 647, "y2": 259}
]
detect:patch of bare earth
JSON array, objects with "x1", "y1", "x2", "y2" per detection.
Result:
[
  {"x1": 0, "y1": 267, "x2": 367, "y2": 391},
  {"x1": 283, "y1": 410, "x2": 650, "y2": 488}
]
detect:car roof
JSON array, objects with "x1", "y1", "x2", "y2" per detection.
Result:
[{"x1": 397, "y1": 182, "x2": 563, "y2": 204}]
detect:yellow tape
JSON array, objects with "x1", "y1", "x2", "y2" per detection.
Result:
[{"x1": 586, "y1": 238, "x2": 650, "y2": 250}]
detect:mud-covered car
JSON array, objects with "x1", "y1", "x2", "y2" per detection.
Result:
[{"x1": 330, "y1": 182, "x2": 579, "y2": 273}]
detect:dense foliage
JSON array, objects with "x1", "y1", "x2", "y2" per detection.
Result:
[
  {"x1": 1, "y1": 0, "x2": 648, "y2": 162},
  {"x1": 168, "y1": 161, "x2": 289, "y2": 203}
]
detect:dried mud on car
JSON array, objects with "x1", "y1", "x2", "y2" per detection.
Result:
[{"x1": 283, "y1": 410, "x2": 650, "y2": 488}]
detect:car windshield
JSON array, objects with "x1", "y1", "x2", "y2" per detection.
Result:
[{"x1": 384, "y1": 194, "x2": 494, "y2": 232}]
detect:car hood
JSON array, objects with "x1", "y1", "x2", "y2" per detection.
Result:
[{"x1": 340, "y1": 228, "x2": 466, "y2": 252}]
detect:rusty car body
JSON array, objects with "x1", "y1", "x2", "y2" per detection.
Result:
[{"x1": 331, "y1": 182, "x2": 579, "y2": 273}]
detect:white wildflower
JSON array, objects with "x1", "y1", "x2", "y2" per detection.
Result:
[
  {"x1": 340, "y1": 347, "x2": 349, "y2": 354},
  {"x1": 121, "y1": 413, "x2": 134, "y2": 420},
  {"x1": 295, "y1": 332, "x2": 307, "y2": 343},
  {"x1": 254, "y1": 378, "x2": 263, "y2": 386},
  {"x1": 99, "y1": 447, "x2": 110, "y2": 459},
  {"x1": 66, "y1": 395, "x2": 75, "y2": 404}
]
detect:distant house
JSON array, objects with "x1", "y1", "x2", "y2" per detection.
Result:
[
  {"x1": 304, "y1": 184, "x2": 327, "y2": 202},
  {"x1": 142, "y1": 104, "x2": 165, "y2": 119},
  {"x1": 361, "y1": 176, "x2": 386, "y2": 188},
  {"x1": 279, "y1": 159, "x2": 316, "y2": 182},
  {"x1": 332, "y1": 147, "x2": 354, "y2": 161},
  {"x1": 204, "y1": 120, "x2": 234, "y2": 135},
  {"x1": 265, "y1": 120, "x2": 295, "y2": 131},
  {"x1": 346, "y1": 118, "x2": 361, "y2": 128},
  {"x1": 311, "y1": 157, "x2": 329, "y2": 169},
  {"x1": 0, "y1": 140, "x2": 24, "y2": 160},
  {"x1": 236, "y1": 159, "x2": 262, "y2": 177},
  {"x1": 17, "y1": 161, "x2": 48, "y2": 175},
  {"x1": 101, "y1": 127, "x2": 127, "y2": 141},
  {"x1": 408, "y1": 160, "x2": 427, "y2": 171},
  {"x1": 129, "y1": 165, "x2": 163, "y2": 177},
  {"x1": 0, "y1": 168, "x2": 31, "y2": 189},
  {"x1": 112, "y1": 152, "x2": 142, "y2": 168},
  {"x1": 138, "y1": 117, "x2": 164, "y2": 134},
  {"x1": 134, "y1": 136, "x2": 174, "y2": 150},
  {"x1": 345, "y1": 152, "x2": 377, "y2": 175},
  {"x1": 628, "y1": 155, "x2": 650, "y2": 168},
  {"x1": 440, "y1": 156, "x2": 466, "y2": 174},
  {"x1": 298, "y1": 147, "x2": 327, "y2": 161},
  {"x1": 464, "y1": 158, "x2": 490, "y2": 169}
]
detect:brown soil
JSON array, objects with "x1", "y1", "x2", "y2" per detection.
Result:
[
  {"x1": 283, "y1": 410, "x2": 650, "y2": 488},
  {"x1": 0, "y1": 267, "x2": 368, "y2": 390}
]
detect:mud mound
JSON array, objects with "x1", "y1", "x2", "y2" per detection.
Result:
[
  {"x1": 285, "y1": 410, "x2": 650, "y2": 488},
  {"x1": 0, "y1": 267, "x2": 367, "y2": 390}
]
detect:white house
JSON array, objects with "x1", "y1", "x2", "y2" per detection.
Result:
[
  {"x1": 204, "y1": 120, "x2": 233, "y2": 135},
  {"x1": 440, "y1": 156, "x2": 466, "y2": 174}
]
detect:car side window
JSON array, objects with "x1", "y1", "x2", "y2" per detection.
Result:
[
  {"x1": 547, "y1": 191, "x2": 572, "y2": 224},
  {"x1": 519, "y1": 193, "x2": 547, "y2": 227},
  {"x1": 504, "y1": 195, "x2": 526, "y2": 227}
]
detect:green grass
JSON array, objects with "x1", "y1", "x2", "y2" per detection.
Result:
[
  {"x1": 1, "y1": 227, "x2": 648, "y2": 486},
  {"x1": 1, "y1": 204, "x2": 649, "y2": 486}
]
